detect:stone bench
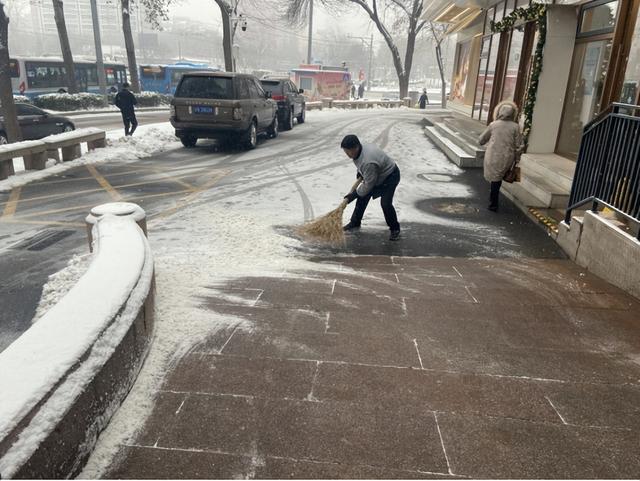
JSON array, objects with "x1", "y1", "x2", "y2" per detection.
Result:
[
  {"x1": 0, "y1": 140, "x2": 47, "y2": 180},
  {"x1": 41, "y1": 127, "x2": 106, "y2": 162}
]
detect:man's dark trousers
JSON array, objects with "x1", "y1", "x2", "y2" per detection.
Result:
[
  {"x1": 351, "y1": 166, "x2": 400, "y2": 231},
  {"x1": 122, "y1": 111, "x2": 138, "y2": 136}
]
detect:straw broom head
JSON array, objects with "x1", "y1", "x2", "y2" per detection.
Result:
[{"x1": 297, "y1": 199, "x2": 348, "y2": 245}]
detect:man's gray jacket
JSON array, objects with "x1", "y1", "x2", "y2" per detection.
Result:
[{"x1": 352, "y1": 143, "x2": 397, "y2": 197}]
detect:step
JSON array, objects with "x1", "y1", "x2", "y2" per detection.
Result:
[
  {"x1": 501, "y1": 180, "x2": 549, "y2": 208},
  {"x1": 519, "y1": 153, "x2": 575, "y2": 192},
  {"x1": 424, "y1": 126, "x2": 482, "y2": 168},
  {"x1": 433, "y1": 122, "x2": 485, "y2": 160},
  {"x1": 519, "y1": 170, "x2": 571, "y2": 209}
]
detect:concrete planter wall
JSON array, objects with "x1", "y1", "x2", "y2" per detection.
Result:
[{"x1": 0, "y1": 206, "x2": 155, "y2": 479}]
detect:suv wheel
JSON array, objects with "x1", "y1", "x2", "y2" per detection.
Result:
[
  {"x1": 267, "y1": 115, "x2": 279, "y2": 139},
  {"x1": 283, "y1": 107, "x2": 294, "y2": 131},
  {"x1": 244, "y1": 121, "x2": 258, "y2": 150},
  {"x1": 297, "y1": 106, "x2": 305, "y2": 124},
  {"x1": 181, "y1": 135, "x2": 197, "y2": 148}
]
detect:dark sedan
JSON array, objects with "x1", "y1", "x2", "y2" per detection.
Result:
[{"x1": 0, "y1": 103, "x2": 75, "y2": 144}]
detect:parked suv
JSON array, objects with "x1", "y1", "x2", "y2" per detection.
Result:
[
  {"x1": 260, "y1": 77, "x2": 305, "y2": 131},
  {"x1": 170, "y1": 72, "x2": 278, "y2": 149},
  {"x1": 0, "y1": 104, "x2": 75, "y2": 144}
]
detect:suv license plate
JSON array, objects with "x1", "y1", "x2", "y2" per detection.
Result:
[{"x1": 193, "y1": 106, "x2": 215, "y2": 114}]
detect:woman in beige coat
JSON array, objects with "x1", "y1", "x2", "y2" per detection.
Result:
[{"x1": 478, "y1": 100, "x2": 523, "y2": 211}]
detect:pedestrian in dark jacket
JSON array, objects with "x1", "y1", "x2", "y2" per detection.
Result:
[
  {"x1": 357, "y1": 82, "x2": 365, "y2": 99},
  {"x1": 341, "y1": 134, "x2": 401, "y2": 241},
  {"x1": 419, "y1": 88, "x2": 429, "y2": 108},
  {"x1": 478, "y1": 100, "x2": 523, "y2": 211},
  {"x1": 351, "y1": 84, "x2": 356, "y2": 99},
  {"x1": 115, "y1": 82, "x2": 138, "y2": 136}
]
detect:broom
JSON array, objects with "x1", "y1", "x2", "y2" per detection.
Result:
[{"x1": 297, "y1": 178, "x2": 362, "y2": 244}]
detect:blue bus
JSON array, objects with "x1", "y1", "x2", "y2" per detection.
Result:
[
  {"x1": 139, "y1": 62, "x2": 220, "y2": 94},
  {"x1": 10, "y1": 56, "x2": 127, "y2": 98}
]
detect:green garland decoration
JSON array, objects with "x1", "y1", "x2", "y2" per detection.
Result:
[{"x1": 490, "y1": 3, "x2": 547, "y2": 145}]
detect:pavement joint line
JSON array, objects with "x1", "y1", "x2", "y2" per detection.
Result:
[
  {"x1": 401, "y1": 297, "x2": 408, "y2": 316},
  {"x1": 197, "y1": 351, "x2": 640, "y2": 388},
  {"x1": 14, "y1": 189, "x2": 194, "y2": 219},
  {"x1": 305, "y1": 361, "x2": 321, "y2": 402},
  {"x1": 434, "y1": 412, "x2": 454, "y2": 476},
  {"x1": 253, "y1": 289, "x2": 264, "y2": 306},
  {"x1": 464, "y1": 285, "x2": 479, "y2": 303},
  {"x1": 452, "y1": 266, "x2": 463, "y2": 278},
  {"x1": 86, "y1": 165, "x2": 122, "y2": 201},
  {"x1": 545, "y1": 395, "x2": 568, "y2": 425},
  {"x1": 324, "y1": 312, "x2": 331, "y2": 333},
  {"x1": 330, "y1": 279, "x2": 336, "y2": 295},
  {"x1": 161, "y1": 389, "x2": 255, "y2": 399},
  {"x1": 121, "y1": 443, "x2": 461, "y2": 477},
  {"x1": 1, "y1": 187, "x2": 22, "y2": 219},
  {"x1": 394, "y1": 273, "x2": 400, "y2": 283},
  {"x1": 218, "y1": 323, "x2": 241, "y2": 354},
  {"x1": 413, "y1": 339, "x2": 424, "y2": 369},
  {"x1": 174, "y1": 397, "x2": 188, "y2": 415},
  {"x1": 151, "y1": 168, "x2": 198, "y2": 192}
]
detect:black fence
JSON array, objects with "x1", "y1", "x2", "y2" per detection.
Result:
[{"x1": 565, "y1": 103, "x2": 640, "y2": 238}]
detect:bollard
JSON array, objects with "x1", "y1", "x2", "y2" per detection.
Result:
[{"x1": 85, "y1": 202, "x2": 147, "y2": 252}]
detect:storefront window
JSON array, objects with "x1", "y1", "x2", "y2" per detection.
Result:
[
  {"x1": 480, "y1": 33, "x2": 501, "y2": 121},
  {"x1": 501, "y1": 27, "x2": 525, "y2": 102},
  {"x1": 451, "y1": 40, "x2": 473, "y2": 104},
  {"x1": 580, "y1": 0, "x2": 619, "y2": 35},
  {"x1": 557, "y1": 39, "x2": 613, "y2": 157},
  {"x1": 474, "y1": 36, "x2": 492, "y2": 118}
]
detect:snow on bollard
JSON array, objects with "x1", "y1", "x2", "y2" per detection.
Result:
[{"x1": 85, "y1": 202, "x2": 147, "y2": 252}]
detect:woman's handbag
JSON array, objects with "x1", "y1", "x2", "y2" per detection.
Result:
[{"x1": 503, "y1": 162, "x2": 520, "y2": 183}]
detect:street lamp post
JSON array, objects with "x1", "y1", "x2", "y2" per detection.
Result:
[{"x1": 349, "y1": 34, "x2": 374, "y2": 91}]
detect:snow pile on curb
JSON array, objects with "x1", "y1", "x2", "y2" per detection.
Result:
[
  {"x1": 0, "y1": 123, "x2": 179, "y2": 192},
  {"x1": 0, "y1": 215, "x2": 150, "y2": 478}
]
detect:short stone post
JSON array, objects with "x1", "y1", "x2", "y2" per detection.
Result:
[
  {"x1": 85, "y1": 202, "x2": 148, "y2": 252},
  {"x1": 61, "y1": 143, "x2": 82, "y2": 162}
]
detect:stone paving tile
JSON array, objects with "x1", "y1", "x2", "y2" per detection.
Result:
[
  {"x1": 163, "y1": 353, "x2": 317, "y2": 400},
  {"x1": 415, "y1": 337, "x2": 640, "y2": 384},
  {"x1": 135, "y1": 391, "x2": 449, "y2": 474},
  {"x1": 540, "y1": 382, "x2": 640, "y2": 429},
  {"x1": 209, "y1": 277, "x2": 334, "y2": 295},
  {"x1": 437, "y1": 411, "x2": 640, "y2": 478},
  {"x1": 199, "y1": 303, "x2": 329, "y2": 334},
  {"x1": 256, "y1": 398, "x2": 448, "y2": 473},
  {"x1": 313, "y1": 362, "x2": 559, "y2": 424},
  {"x1": 217, "y1": 329, "x2": 421, "y2": 367},
  {"x1": 106, "y1": 446, "x2": 255, "y2": 479}
]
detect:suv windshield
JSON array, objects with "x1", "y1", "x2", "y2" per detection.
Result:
[
  {"x1": 176, "y1": 76, "x2": 234, "y2": 99},
  {"x1": 260, "y1": 80, "x2": 284, "y2": 96}
]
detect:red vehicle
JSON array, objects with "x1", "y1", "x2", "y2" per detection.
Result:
[{"x1": 291, "y1": 64, "x2": 352, "y2": 101}]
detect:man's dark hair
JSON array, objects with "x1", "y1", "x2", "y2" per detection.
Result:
[
  {"x1": 122, "y1": 82, "x2": 130, "y2": 89},
  {"x1": 341, "y1": 134, "x2": 361, "y2": 149}
]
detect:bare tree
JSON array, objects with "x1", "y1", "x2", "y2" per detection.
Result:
[
  {"x1": 429, "y1": 22, "x2": 448, "y2": 108},
  {"x1": 121, "y1": 0, "x2": 140, "y2": 92},
  {"x1": 284, "y1": 0, "x2": 427, "y2": 98},
  {"x1": 213, "y1": 0, "x2": 240, "y2": 72},
  {"x1": 52, "y1": 0, "x2": 78, "y2": 94},
  {"x1": 0, "y1": 1, "x2": 21, "y2": 143}
]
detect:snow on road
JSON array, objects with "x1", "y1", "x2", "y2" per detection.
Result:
[{"x1": 61, "y1": 107, "x2": 473, "y2": 476}]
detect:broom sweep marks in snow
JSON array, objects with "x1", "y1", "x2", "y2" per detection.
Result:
[{"x1": 297, "y1": 179, "x2": 361, "y2": 245}]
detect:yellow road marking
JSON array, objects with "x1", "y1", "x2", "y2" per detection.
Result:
[
  {"x1": 29, "y1": 169, "x2": 149, "y2": 185},
  {"x1": 86, "y1": 165, "x2": 122, "y2": 201},
  {"x1": 14, "y1": 189, "x2": 194, "y2": 219},
  {"x1": 152, "y1": 169, "x2": 198, "y2": 192},
  {"x1": 0, "y1": 218, "x2": 85, "y2": 227},
  {"x1": 1, "y1": 187, "x2": 22, "y2": 219},
  {"x1": 150, "y1": 169, "x2": 231, "y2": 222}
]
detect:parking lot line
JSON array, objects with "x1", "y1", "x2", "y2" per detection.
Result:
[
  {"x1": 86, "y1": 165, "x2": 123, "y2": 202},
  {"x1": 1, "y1": 187, "x2": 22, "y2": 219}
]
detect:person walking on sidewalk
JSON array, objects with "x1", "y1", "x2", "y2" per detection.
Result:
[
  {"x1": 341, "y1": 134, "x2": 401, "y2": 241},
  {"x1": 419, "y1": 88, "x2": 429, "y2": 109},
  {"x1": 115, "y1": 82, "x2": 138, "y2": 136},
  {"x1": 478, "y1": 100, "x2": 523, "y2": 211}
]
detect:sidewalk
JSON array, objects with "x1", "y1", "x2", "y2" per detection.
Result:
[{"x1": 104, "y1": 254, "x2": 640, "y2": 478}]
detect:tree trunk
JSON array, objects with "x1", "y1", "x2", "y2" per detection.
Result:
[
  {"x1": 0, "y1": 2, "x2": 21, "y2": 142},
  {"x1": 121, "y1": 0, "x2": 140, "y2": 92},
  {"x1": 435, "y1": 42, "x2": 447, "y2": 108},
  {"x1": 215, "y1": 0, "x2": 233, "y2": 72},
  {"x1": 398, "y1": 75, "x2": 409, "y2": 100},
  {"x1": 52, "y1": 0, "x2": 78, "y2": 93}
]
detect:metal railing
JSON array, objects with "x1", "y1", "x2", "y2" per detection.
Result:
[{"x1": 565, "y1": 103, "x2": 640, "y2": 239}]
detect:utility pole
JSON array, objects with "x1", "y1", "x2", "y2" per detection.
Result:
[
  {"x1": 90, "y1": 0, "x2": 107, "y2": 105},
  {"x1": 307, "y1": 0, "x2": 313, "y2": 64}
]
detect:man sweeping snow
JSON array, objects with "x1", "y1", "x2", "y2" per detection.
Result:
[{"x1": 341, "y1": 134, "x2": 401, "y2": 241}]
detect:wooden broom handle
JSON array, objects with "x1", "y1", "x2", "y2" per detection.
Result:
[{"x1": 340, "y1": 179, "x2": 363, "y2": 209}]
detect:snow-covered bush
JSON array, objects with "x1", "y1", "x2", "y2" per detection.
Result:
[
  {"x1": 135, "y1": 91, "x2": 172, "y2": 107},
  {"x1": 13, "y1": 95, "x2": 32, "y2": 104},
  {"x1": 33, "y1": 92, "x2": 106, "y2": 111}
]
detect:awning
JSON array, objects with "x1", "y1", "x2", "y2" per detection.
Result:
[{"x1": 421, "y1": 0, "x2": 486, "y2": 31}]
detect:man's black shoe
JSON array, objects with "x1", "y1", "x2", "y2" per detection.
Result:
[
  {"x1": 343, "y1": 222, "x2": 361, "y2": 231},
  {"x1": 488, "y1": 205, "x2": 498, "y2": 212},
  {"x1": 389, "y1": 229, "x2": 400, "y2": 241}
]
